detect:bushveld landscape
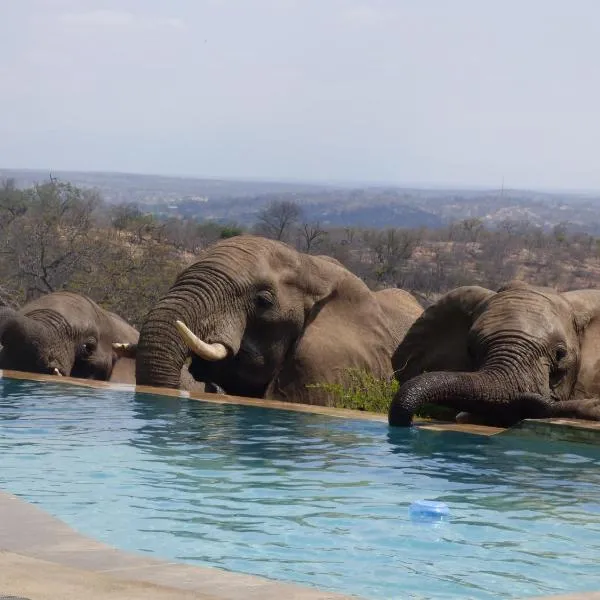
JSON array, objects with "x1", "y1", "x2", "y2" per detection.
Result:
[{"x1": 2, "y1": 169, "x2": 600, "y2": 330}]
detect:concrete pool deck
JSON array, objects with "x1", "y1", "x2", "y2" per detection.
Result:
[{"x1": 1, "y1": 369, "x2": 600, "y2": 599}]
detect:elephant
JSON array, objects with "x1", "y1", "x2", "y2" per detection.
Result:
[
  {"x1": 0, "y1": 305, "x2": 16, "y2": 348},
  {"x1": 133, "y1": 235, "x2": 423, "y2": 405},
  {"x1": 388, "y1": 280, "x2": 600, "y2": 428},
  {"x1": 0, "y1": 291, "x2": 138, "y2": 382}
]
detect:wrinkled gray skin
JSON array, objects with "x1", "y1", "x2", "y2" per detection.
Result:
[
  {"x1": 389, "y1": 281, "x2": 600, "y2": 427},
  {"x1": 0, "y1": 291, "x2": 138, "y2": 382},
  {"x1": 135, "y1": 235, "x2": 423, "y2": 405}
]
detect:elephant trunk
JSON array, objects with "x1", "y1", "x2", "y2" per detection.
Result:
[
  {"x1": 135, "y1": 268, "x2": 239, "y2": 389},
  {"x1": 388, "y1": 367, "x2": 552, "y2": 427},
  {"x1": 136, "y1": 301, "x2": 195, "y2": 389},
  {"x1": 136, "y1": 261, "x2": 251, "y2": 390}
]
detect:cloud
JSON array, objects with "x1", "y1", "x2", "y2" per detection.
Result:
[{"x1": 57, "y1": 10, "x2": 185, "y2": 31}]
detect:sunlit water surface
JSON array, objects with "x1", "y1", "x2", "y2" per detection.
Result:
[{"x1": 1, "y1": 378, "x2": 600, "y2": 599}]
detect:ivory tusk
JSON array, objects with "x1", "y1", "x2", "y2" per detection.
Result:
[
  {"x1": 53, "y1": 368, "x2": 63, "y2": 376},
  {"x1": 112, "y1": 342, "x2": 137, "y2": 358},
  {"x1": 174, "y1": 320, "x2": 228, "y2": 361}
]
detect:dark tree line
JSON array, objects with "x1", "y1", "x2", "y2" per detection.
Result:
[{"x1": 2, "y1": 179, "x2": 600, "y2": 326}]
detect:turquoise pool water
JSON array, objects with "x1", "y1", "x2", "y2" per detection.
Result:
[{"x1": 1, "y1": 378, "x2": 600, "y2": 599}]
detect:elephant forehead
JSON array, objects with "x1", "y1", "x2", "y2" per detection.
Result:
[
  {"x1": 474, "y1": 291, "x2": 569, "y2": 338},
  {"x1": 188, "y1": 248, "x2": 300, "y2": 285},
  {"x1": 24, "y1": 309, "x2": 98, "y2": 339},
  {"x1": 486, "y1": 288, "x2": 560, "y2": 313}
]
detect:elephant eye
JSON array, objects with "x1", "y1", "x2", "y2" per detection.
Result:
[
  {"x1": 555, "y1": 347, "x2": 567, "y2": 363},
  {"x1": 255, "y1": 291, "x2": 275, "y2": 309},
  {"x1": 81, "y1": 339, "x2": 97, "y2": 356}
]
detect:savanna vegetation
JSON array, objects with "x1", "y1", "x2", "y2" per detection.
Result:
[{"x1": 2, "y1": 177, "x2": 600, "y2": 413}]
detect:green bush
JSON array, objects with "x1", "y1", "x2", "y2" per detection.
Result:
[
  {"x1": 307, "y1": 369, "x2": 399, "y2": 413},
  {"x1": 307, "y1": 368, "x2": 457, "y2": 421},
  {"x1": 219, "y1": 224, "x2": 245, "y2": 239}
]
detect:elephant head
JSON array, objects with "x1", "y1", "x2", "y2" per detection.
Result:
[
  {"x1": 389, "y1": 281, "x2": 600, "y2": 427},
  {"x1": 135, "y1": 235, "x2": 411, "y2": 404},
  {"x1": 0, "y1": 291, "x2": 138, "y2": 380}
]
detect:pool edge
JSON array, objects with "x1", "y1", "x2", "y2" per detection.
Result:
[
  {"x1": 0, "y1": 369, "x2": 507, "y2": 437},
  {"x1": 5, "y1": 370, "x2": 600, "y2": 445}
]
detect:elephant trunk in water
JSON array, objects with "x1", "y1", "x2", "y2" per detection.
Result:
[{"x1": 389, "y1": 365, "x2": 553, "y2": 427}]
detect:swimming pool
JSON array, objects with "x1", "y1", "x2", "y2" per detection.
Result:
[{"x1": 1, "y1": 378, "x2": 599, "y2": 600}]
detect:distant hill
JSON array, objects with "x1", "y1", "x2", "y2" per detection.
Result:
[
  {"x1": 2, "y1": 168, "x2": 600, "y2": 232},
  {"x1": 0, "y1": 168, "x2": 335, "y2": 202}
]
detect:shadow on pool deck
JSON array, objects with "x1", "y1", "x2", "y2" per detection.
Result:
[{"x1": 1, "y1": 369, "x2": 600, "y2": 600}]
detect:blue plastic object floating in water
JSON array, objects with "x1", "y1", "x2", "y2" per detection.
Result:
[{"x1": 409, "y1": 500, "x2": 450, "y2": 523}]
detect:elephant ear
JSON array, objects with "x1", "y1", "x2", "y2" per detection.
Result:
[
  {"x1": 562, "y1": 290, "x2": 600, "y2": 396},
  {"x1": 268, "y1": 255, "x2": 394, "y2": 404},
  {"x1": 392, "y1": 286, "x2": 494, "y2": 384}
]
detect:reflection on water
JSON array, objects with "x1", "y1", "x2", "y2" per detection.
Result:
[{"x1": 1, "y1": 378, "x2": 600, "y2": 600}]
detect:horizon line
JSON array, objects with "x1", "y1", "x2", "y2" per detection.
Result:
[{"x1": 1, "y1": 165, "x2": 599, "y2": 197}]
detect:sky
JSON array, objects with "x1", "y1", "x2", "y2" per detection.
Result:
[{"x1": 0, "y1": 0, "x2": 599, "y2": 190}]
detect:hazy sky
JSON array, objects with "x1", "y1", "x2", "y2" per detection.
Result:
[{"x1": 1, "y1": 0, "x2": 599, "y2": 190}]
